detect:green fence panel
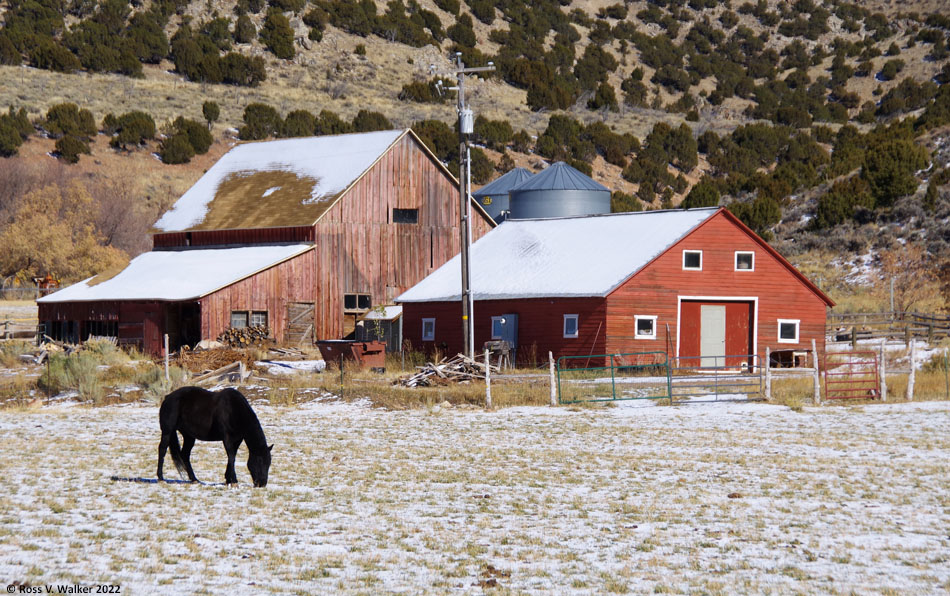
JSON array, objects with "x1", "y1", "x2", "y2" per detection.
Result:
[{"x1": 556, "y1": 352, "x2": 672, "y2": 404}]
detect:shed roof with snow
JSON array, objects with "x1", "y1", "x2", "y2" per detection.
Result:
[
  {"x1": 509, "y1": 161, "x2": 609, "y2": 192},
  {"x1": 398, "y1": 208, "x2": 718, "y2": 302},
  {"x1": 152, "y1": 129, "x2": 406, "y2": 233},
  {"x1": 37, "y1": 245, "x2": 313, "y2": 303}
]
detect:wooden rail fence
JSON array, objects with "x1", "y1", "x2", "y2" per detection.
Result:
[{"x1": 827, "y1": 311, "x2": 950, "y2": 345}]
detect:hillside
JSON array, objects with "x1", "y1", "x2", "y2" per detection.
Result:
[{"x1": 0, "y1": 0, "x2": 949, "y2": 307}]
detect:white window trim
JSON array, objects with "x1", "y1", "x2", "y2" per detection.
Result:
[
  {"x1": 563, "y1": 314, "x2": 579, "y2": 338},
  {"x1": 422, "y1": 318, "x2": 435, "y2": 341},
  {"x1": 777, "y1": 319, "x2": 800, "y2": 344},
  {"x1": 682, "y1": 250, "x2": 703, "y2": 271},
  {"x1": 635, "y1": 315, "x2": 658, "y2": 340},
  {"x1": 491, "y1": 316, "x2": 504, "y2": 340},
  {"x1": 735, "y1": 251, "x2": 755, "y2": 272}
]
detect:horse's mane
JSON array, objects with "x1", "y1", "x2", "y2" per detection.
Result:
[{"x1": 223, "y1": 388, "x2": 268, "y2": 453}]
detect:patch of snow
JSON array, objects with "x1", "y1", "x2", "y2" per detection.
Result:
[
  {"x1": 261, "y1": 186, "x2": 280, "y2": 197},
  {"x1": 257, "y1": 360, "x2": 326, "y2": 375}
]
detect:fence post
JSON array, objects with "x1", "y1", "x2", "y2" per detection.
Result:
[
  {"x1": 484, "y1": 348, "x2": 492, "y2": 410},
  {"x1": 549, "y1": 351, "x2": 557, "y2": 406},
  {"x1": 944, "y1": 347, "x2": 949, "y2": 400},
  {"x1": 811, "y1": 338, "x2": 821, "y2": 405},
  {"x1": 879, "y1": 340, "x2": 887, "y2": 402},
  {"x1": 906, "y1": 340, "x2": 916, "y2": 401},
  {"x1": 164, "y1": 334, "x2": 170, "y2": 382},
  {"x1": 764, "y1": 347, "x2": 771, "y2": 400},
  {"x1": 851, "y1": 326, "x2": 857, "y2": 349}
]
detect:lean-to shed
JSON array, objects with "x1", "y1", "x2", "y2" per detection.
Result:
[
  {"x1": 39, "y1": 129, "x2": 494, "y2": 354},
  {"x1": 398, "y1": 208, "x2": 834, "y2": 367}
]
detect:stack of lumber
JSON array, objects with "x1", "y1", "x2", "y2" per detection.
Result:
[
  {"x1": 398, "y1": 353, "x2": 499, "y2": 387},
  {"x1": 217, "y1": 325, "x2": 270, "y2": 347}
]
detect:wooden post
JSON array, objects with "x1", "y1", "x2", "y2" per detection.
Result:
[
  {"x1": 484, "y1": 348, "x2": 492, "y2": 410},
  {"x1": 851, "y1": 326, "x2": 857, "y2": 349},
  {"x1": 549, "y1": 351, "x2": 557, "y2": 406},
  {"x1": 764, "y1": 346, "x2": 771, "y2": 400},
  {"x1": 164, "y1": 334, "x2": 170, "y2": 382},
  {"x1": 811, "y1": 339, "x2": 821, "y2": 405},
  {"x1": 906, "y1": 339, "x2": 916, "y2": 401},
  {"x1": 879, "y1": 340, "x2": 887, "y2": 402}
]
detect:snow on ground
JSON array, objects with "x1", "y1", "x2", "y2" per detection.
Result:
[
  {"x1": 255, "y1": 360, "x2": 327, "y2": 375},
  {"x1": 1, "y1": 399, "x2": 949, "y2": 594}
]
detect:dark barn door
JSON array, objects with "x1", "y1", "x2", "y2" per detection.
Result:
[{"x1": 680, "y1": 301, "x2": 753, "y2": 368}]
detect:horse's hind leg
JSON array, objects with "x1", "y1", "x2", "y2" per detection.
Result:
[
  {"x1": 157, "y1": 433, "x2": 170, "y2": 481},
  {"x1": 181, "y1": 434, "x2": 199, "y2": 483},
  {"x1": 223, "y1": 438, "x2": 240, "y2": 485}
]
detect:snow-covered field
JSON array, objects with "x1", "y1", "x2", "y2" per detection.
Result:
[{"x1": 1, "y1": 399, "x2": 949, "y2": 594}]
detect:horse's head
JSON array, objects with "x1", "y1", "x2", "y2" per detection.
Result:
[{"x1": 248, "y1": 444, "x2": 272, "y2": 488}]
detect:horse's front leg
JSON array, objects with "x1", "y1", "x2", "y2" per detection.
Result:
[
  {"x1": 181, "y1": 434, "x2": 199, "y2": 483},
  {"x1": 157, "y1": 433, "x2": 170, "y2": 481},
  {"x1": 223, "y1": 438, "x2": 240, "y2": 485}
]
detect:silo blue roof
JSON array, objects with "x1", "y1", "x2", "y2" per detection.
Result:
[
  {"x1": 472, "y1": 167, "x2": 534, "y2": 197},
  {"x1": 509, "y1": 161, "x2": 609, "y2": 193}
]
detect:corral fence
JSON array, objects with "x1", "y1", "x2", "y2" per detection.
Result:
[
  {"x1": 828, "y1": 311, "x2": 950, "y2": 345},
  {"x1": 0, "y1": 320, "x2": 41, "y2": 342},
  {"x1": 668, "y1": 354, "x2": 764, "y2": 402},
  {"x1": 556, "y1": 351, "x2": 672, "y2": 404},
  {"x1": 556, "y1": 352, "x2": 771, "y2": 404},
  {"x1": 823, "y1": 350, "x2": 879, "y2": 400}
]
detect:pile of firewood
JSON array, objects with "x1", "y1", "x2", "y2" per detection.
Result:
[
  {"x1": 217, "y1": 325, "x2": 270, "y2": 347},
  {"x1": 398, "y1": 353, "x2": 499, "y2": 387}
]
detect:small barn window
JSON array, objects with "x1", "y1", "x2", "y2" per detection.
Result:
[
  {"x1": 230, "y1": 311, "x2": 248, "y2": 329},
  {"x1": 683, "y1": 250, "x2": 702, "y2": 270},
  {"x1": 422, "y1": 318, "x2": 436, "y2": 341},
  {"x1": 344, "y1": 293, "x2": 372, "y2": 312},
  {"x1": 778, "y1": 319, "x2": 800, "y2": 343},
  {"x1": 393, "y1": 208, "x2": 419, "y2": 224},
  {"x1": 735, "y1": 251, "x2": 755, "y2": 271},
  {"x1": 563, "y1": 314, "x2": 579, "y2": 338},
  {"x1": 635, "y1": 315, "x2": 657, "y2": 340},
  {"x1": 491, "y1": 316, "x2": 505, "y2": 339},
  {"x1": 250, "y1": 311, "x2": 268, "y2": 327}
]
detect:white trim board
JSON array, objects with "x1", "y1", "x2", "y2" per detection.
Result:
[{"x1": 675, "y1": 296, "x2": 759, "y2": 360}]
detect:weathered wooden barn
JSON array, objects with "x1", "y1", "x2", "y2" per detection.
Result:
[
  {"x1": 38, "y1": 129, "x2": 494, "y2": 354},
  {"x1": 398, "y1": 207, "x2": 834, "y2": 367}
]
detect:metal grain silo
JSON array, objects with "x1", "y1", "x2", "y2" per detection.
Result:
[
  {"x1": 472, "y1": 167, "x2": 533, "y2": 224},
  {"x1": 508, "y1": 162, "x2": 610, "y2": 219}
]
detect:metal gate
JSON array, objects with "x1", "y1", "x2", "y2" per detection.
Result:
[
  {"x1": 668, "y1": 354, "x2": 763, "y2": 402},
  {"x1": 557, "y1": 352, "x2": 672, "y2": 404},
  {"x1": 824, "y1": 351, "x2": 879, "y2": 400}
]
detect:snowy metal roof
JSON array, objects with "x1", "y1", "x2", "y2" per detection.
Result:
[
  {"x1": 360, "y1": 305, "x2": 403, "y2": 321},
  {"x1": 152, "y1": 129, "x2": 406, "y2": 232},
  {"x1": 38, "y1": 245, "x2": 313, "y2": 303},
  {"x1": 509, "y1": 161, "x2": 609, "y2": 193},
  {"x1": 397, "y1": 208, "x2": 718, "y2": 302},
  {"x1": 472, "y1": 167, "x2": 534, "y2": 197}
]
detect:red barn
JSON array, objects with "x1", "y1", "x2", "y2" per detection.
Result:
[
  {"x1": 398, "y1": 207, "x2": 834, "y2": 367},
  {"x1": 38, "y1": 129, "x2": 494, "y2": 354}
]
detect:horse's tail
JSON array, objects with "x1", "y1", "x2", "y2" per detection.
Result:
[
  {"x1": 168, "y1": 431, "x2": 188, "y2": 478},
  {"x1": 160, "y1": 393, "x2": 189, "y2": 479}
]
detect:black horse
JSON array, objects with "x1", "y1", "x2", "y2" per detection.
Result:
[{"x1": 157, "y1": 386, "x2": 272, "y2": 487}]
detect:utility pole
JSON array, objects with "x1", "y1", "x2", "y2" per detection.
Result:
[{"x1": 446, "y1": 52, "x2": 494, "y2": 358}]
